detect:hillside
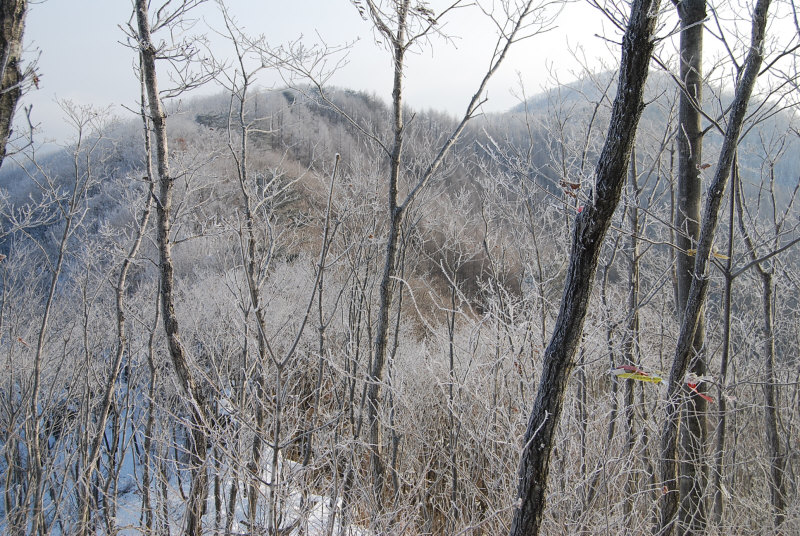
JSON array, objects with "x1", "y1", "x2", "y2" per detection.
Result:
[{"x1": 0, "y1": 72, "x2": 799, "y2": 535}]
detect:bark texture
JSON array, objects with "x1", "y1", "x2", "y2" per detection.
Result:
[
  {"x1": 711, "y1": 162, "x2": 736, "y2": 525},
  {"x1": 508, "y1": 1, "x2": 661, "y2": 534},
  {"x1": 0, "y1": 0, "x2": 26, "y2": 168},
  {"x1": 365, "y1": 1, "x2": 408, "y2": 504}
]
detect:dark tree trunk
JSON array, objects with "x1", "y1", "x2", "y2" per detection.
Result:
[
  {"x1": 365, "y1": 1, "x2": 408, "y2": 509},
  {"x1": 672, "y1": 2, "x2": 709, "y2": 531},
  {"x1": 508, "y1": 1, "x2": 661, "y2": 534},
  {"x1": 657, "y1": 1, "x2": 772, "y2": 533}
]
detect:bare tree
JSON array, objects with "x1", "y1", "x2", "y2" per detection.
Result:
[
  {"x1": 657, "y1": 0, "x2": 773, "y2": 533},
  {"x1": 132, "y1": 1, "x2": 214, "y2": 533},
  {"x1": 212, "y1": 5, "x2": 272, "y2": 527},
  {"x1": 671, "y1": 1, "x2": 710, "y2": 529},
  {"x1": 75, "y1": 101, "x2": 154, "y2": 536},
  {"x1": 509, "y1": 0, "x2": 662, "y2": 534},
  {"x1": 733, "y1": 152, "x2": 799, "y2": 529},
  {"x1": 0, "y1": 101, "x2": 108, "y2": 536},
  {"x1": 335, "y1": 3, "x2": 561, "y2": 521},
  {"x1": 4, "y1": 1, "x2": 799, "y2": 534}
]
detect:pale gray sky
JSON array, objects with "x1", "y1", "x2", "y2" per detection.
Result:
[{"x1": 20, "y1": 1, "x2": 621, "y2": 143}]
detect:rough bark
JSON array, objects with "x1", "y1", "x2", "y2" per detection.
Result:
[
  {"x1": 0, "y1": 0, "x2": 26, "y2": 168},
  {"x1": 508, "y1": 1, "x2": 661, "y2": 534},
  {"x1": 365, "y1": 1, "x2": 408, "y2": 509},
  {"x1": 657, "y1": 1, "x2": 772, "y2": 533}
]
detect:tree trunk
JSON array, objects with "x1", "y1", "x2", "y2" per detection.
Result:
[
  {"x1": 364, "y1": 0, "x2": 409, "y2": 509},
  {"x1": 0, "y1": 0, "x2": 26, "y2": 169},
  {"x1": 143, "y1": 293, "x2": 160, "y2": 536},
  {"x1": 657, "y1": 1, "x2": 772, "y2": 533},
  {"x1": 623, "y1": 149, "x2": 641, "y2": 526},
  {"x1": 135, "y1": 2, "x2": 208, "y2": 533},
  {"x1": 734, "y1": 169, "x2": 787, "y2": 529},
  {"x1": 509, "y1": 1, "x2": 661, "y2": 534},
  {"x1": 712, "y1": 161, "x2": 736, "y2": 526},
  {"x1": 755, "y1": 271, "x2": 786, "y2": 527},
  {"x1": 672, "y1": 2, "x2": 709, "y2": 531}
]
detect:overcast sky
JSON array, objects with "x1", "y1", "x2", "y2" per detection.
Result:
[{"x1": 21, "y1": 1, "x2": 624, "y2": 143}]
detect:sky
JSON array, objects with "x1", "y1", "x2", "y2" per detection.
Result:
[{"x1": 19, "y1": 0, "x2": 624, "y2": 144}]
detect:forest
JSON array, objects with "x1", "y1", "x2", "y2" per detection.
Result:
[{"x1": 0, "y1": 0, "x2": 799, "y2": 535}]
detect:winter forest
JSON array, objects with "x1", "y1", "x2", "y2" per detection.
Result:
[{"x1": 1, "y1": 0, "x2": 800, "y2": 534}]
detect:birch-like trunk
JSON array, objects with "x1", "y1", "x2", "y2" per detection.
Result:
[{"x1": 135, "y1": 2, "x2": 208, "y2": 533}]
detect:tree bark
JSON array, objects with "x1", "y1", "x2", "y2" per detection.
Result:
[
  {"x1": 657, "y1": 1, "x2": 772, "y2": 533},
  {"x1": 364, "y1": 1, "x2": 408, "y2": 510},
  {"x1": 508, "y1": 1, "x2": 661, "y2": 534},
  {"x1": 672, "y1": 2, "x2": 709, "y2": 531},
  {"x1": 623, "y1": 149, "x2": 641, "y2": 526},
  {"x1": 0, "y1": 0, "x2": 26, "y2": 168}
]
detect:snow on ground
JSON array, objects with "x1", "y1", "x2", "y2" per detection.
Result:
[{"x1": 113, "y1": 449, "x2": 368, "y2": 536}]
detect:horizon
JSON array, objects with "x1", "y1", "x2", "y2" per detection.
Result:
[
  {"x1": 17, "y1": 1, "x2": 617, "y2": 145},
  {"x1": 13, "y1": 1, "x2": 797, "y2": 148}
]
